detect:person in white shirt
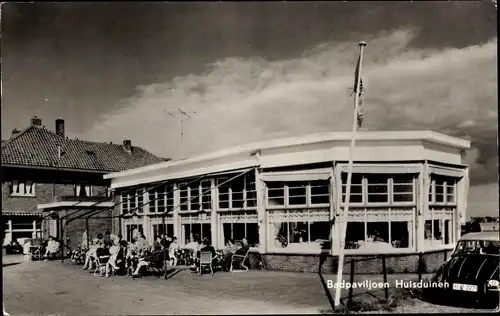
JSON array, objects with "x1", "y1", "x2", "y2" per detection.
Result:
[
  {"x1": 23, "y1": 239, "x2": 32, "y2": 261},
  {"x1": 136, "y1": 234, "x2": 149, "y2": 251},
  {"x1": 169, "y1": 237, "x2": 180, "y2": 266},
  {"x1": 81, "y1": 229, "x2": 89, "y2": 251},
  {"x1": 106, "y1": 240, "x2": 126, "y2": 277},
  {"x1": 83, "y1": 234, "x2": 104, "y2": 270},
  {"x1": 44, "y1": 236, "x2": 60, "y2": 261}
]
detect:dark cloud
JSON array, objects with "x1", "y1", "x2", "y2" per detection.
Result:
[{"x1": 83, "y1": 30, "x2": 497, "y2": 189}]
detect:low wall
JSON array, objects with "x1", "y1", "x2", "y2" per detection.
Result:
[{"x1": 246, "y1": 249, "x2": 452, "y2": 274}]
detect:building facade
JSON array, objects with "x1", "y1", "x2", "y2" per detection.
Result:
[
  {"x1": 1, "y1": 116, "x2": 166, "y2": 250},
  {"x1": 104, "y1": 131, "x2": 470, "y2": 273}
]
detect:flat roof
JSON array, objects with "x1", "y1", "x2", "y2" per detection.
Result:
[
  {"x1": 104, "y1": 130, "x2": 470, "y2": 181},
  {"x1": 460, "y1": 231, "x2": 500, "y2": 241}
]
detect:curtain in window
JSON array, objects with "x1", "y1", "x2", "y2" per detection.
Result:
[
  {"x1": 11, "y1": 180, "x2": 19, "y2": 194},
  {"x1": 25, "y1": 181, "x2": 33, "y2": 194},
  {"x1": 272, "y1": 222, "x2": 286, "y2": 248},
  {"x1": 76, "y1": 184, "x2": 81, "y2": 196},
  {"x1": 18, "y1": 182, "x2": 25, "y2": 195},
  {"x1": 85, "y1": 185, "x2": 91, "y2": 197}
]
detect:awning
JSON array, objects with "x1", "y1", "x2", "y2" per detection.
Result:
[
  {"x1": 261, "y1": 168, "x2": 332, "y2": 182},
  {"x1": 110, "y1": 163, "x2": 257, "y2": 190},
  {"x1": 429, "y1": 166, "x2": 464, "y2": 178},
  {"x1": 2, "y1": 212, "x2": 42, "y2": 216},
  {"x1": 337, "y1": 164, "x2": 421, "y2": 174},
  {"x1": 37, "y1": 201, "x2": 115, "y2": 211}
]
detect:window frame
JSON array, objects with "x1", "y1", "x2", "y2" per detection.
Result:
[
  {"x1": 266, "y1": 208, "x2": 331, "y2": 252},
  {"x1": 218, "y1": 174, "x2": 257, "y2": 211},
  {"x1": 424, "y1": 206, "x2": 455, "y2": 249},
  {"x1": 120, "y1": 188, "x2": 145, "y2": 215},
  {"x1": 343, "y1": 207, "x2": 416, "y2": 254},
  {"x1": 265, "y1": 180, "x2": 330, "y2": 209},
  {"x1": 74, "y1": 184, "x2": 93, "y2": 197},
  {"x1": 10, "y1": 180, "x2": 36, "y2": 197},
  {"x1": 341, "y1": 173, "x2": 416, "y2": 207},
  {"x1": 428, "y1": 176, "x2": 458, "y2": 206}
]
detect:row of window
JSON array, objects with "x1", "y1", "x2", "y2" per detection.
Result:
[
  {"x1": 9, "y1": 181, "x2": 109, "y2": 198},
  {"x1": 123, "y1": 206, "x2": 456, "y2": 252},
  {"x1": 121, "y1": 173, "x2": 258, "y2": 214},
  {"x1": 267, "y1": 180, "x2": 330, "y2": 208},
  {"x1": 119, "y1": 174, "x2": 459, "y2": 214},
  {"x1": 340, "y1": 174, "x2": 457, "y2": 206}
]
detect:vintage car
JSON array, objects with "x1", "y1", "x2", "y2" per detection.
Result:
[{"x1": 429, "y1": 231, "x2": 499, "y2": 308}]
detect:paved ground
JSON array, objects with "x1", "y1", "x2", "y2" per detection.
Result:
[{"x1": 2, "y1": 254, "x2": 497, "y2": 315}]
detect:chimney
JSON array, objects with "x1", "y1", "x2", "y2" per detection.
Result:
[
  {"x1": 123, "y1": 140, "x2": 132, "y2": 153},
  {"x1": 55, "y1": 119, "x2": 65, "y2": 137},
  {"x1": 11, "y1": 128, "x2": 20, "y2": 138},
  {"x1": 31, "y1": 116, "x2": 42, "y2": 126}
]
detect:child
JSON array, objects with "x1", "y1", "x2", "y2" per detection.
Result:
[{"x1": 23, "y1": 239, "x2": 32, "y2": 261}]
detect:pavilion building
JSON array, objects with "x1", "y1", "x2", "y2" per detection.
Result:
[{"x1": 104, "y1": 130, "x2": 470, "y2": 273}]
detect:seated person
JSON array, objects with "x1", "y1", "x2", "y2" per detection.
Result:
[
  {"x1": 230, "y1": 238, "x2": 250, "y2": 270},
  {"x1": 132, "y1": 239, "x2": 169, "y2": 277},
  {"x1": 83, "y1": 234, "x2": 104, "y2": 270},
  {"x1": 169, "y1": 237, "x2": 180, "y2": 265},
  {"x1": 221, "y1": 239, "x2": 237, "y2": 271},
  {"x1": 126, "y1": 241, "x2": 139, "y2": 276},
  {"x1": 136, "y1": 234, "x2": 149, "y2": 252},
  {"x1": 196, "y1": 238, "x2": 217, "y2": 270},
  {"x1": 106, "y1": 240, "x2": 127, "y2": 277},
  {"x1": 43, "y1": 236, "x2": 60, "y2": 261}
]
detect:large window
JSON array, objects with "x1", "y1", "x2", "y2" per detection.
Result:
[
  {"x1": 424, "y1": 206, "x2": 454, "y2": 248},
  {"x1": 125, "y1": 224, "x2": 143, "y2": 242},
  {"x1": 148, "y1": 184, "x2": 174, "y2": 213},
  {"x1": 266, "y1": 180, "x2": 330, "y2": 208},
  {"x1": 219, "y1": 211, "x2": 259, "y2": 246},
  {"x1": 152, "y1": 223, "x2": 174, "y2": 240},
  {"x1": 121, "y1": 188, "x2": 145, "y2": 215},
  {"x1": 182, "y1": 223, "x2": 211, "y2": 244},
  {"x1": 267, "y1": 209, "x2": 330, "y2": 251},
  {"x1": 10, "y1": 180, "x2": 35, "y2": 197},
  {"x1": 344, "y1": 208, "x2": 414, "y2": 251},
  {"x1": 179, "y1": 180, "x2": 212, "y2": 212},
  {"x1": 218, "y1": 173, "x2": 257, "y2": 210},
  {"x1": 341, "y1": 174, "x2": 415, "y2": 205},
  {"x1": 428, "y1": 175, "x2": 457, "y2": 205}
]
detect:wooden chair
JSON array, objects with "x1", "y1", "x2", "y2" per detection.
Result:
[
  {"x1": 199, "y1": 251, "x2": 214, "y2": 275},
  {"x1": 94, "y1": 248, "x2": 111, "y2": 277},
  {"x1": 230, "y1": 248, "x2": 250, "y2": 272}
]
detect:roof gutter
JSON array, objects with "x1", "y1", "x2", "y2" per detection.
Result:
[
  {"x1": 2, "y1": 164, "x2": 115, "y2": 174},
  {"x1": 104, "y1": 130, "x2": 471, "y2": 181}
]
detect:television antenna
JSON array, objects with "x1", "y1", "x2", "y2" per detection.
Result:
[{"x1": 164, "y1": 108, "x2": 197, "y2": 158}]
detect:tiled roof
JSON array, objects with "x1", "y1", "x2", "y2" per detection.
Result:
[{"x1": 1, "y1": 125, "x2": 167, "y2": 172}]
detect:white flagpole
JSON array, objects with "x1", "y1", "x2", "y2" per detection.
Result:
[{"x1": 334, "y1": 41, "x2": 367, "y2": 307}]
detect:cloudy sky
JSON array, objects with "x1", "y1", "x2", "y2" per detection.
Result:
[{"x1": 1, "y1": 2, "x2": 497, "y2": 217}]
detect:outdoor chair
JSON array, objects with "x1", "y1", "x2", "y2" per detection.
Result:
[
  {"x1": 175, "y1": 248, "x2": 194, "y2": 266},
  {"x1": 144, "y1": 252, "x2": 167, "y2": 278},
  {"x1": 230, "y1": 248, "x2": 250, "y2": 272},
  {"x1": 199, "y1": 251, "x2": 214, "y2": 275},
  {"x1": 94, "y1": 248, "x2": 111, "y2": 277}
]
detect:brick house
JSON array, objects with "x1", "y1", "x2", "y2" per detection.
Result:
[{"x1": 1, "y1": 116, "x2": 166, "y2": 251}]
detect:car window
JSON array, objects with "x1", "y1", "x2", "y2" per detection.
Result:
[{"x1": 453, "y1": 240, "x2": 500, "y2": 256}]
